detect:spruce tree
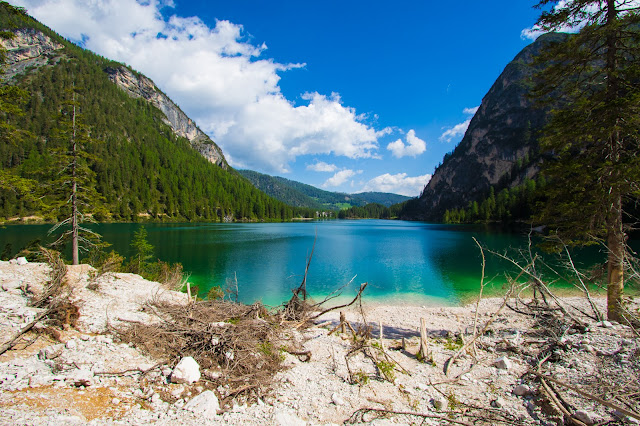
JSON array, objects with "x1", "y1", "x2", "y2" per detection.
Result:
[
  {"x1": 48, "y1": 86, "x2": 104, "y2": 264},
  {"x1": 531, "y1": 0, "x2": 640, "y2": 321}
]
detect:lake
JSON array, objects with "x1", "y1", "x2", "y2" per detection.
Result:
[{"x1": 0, "y1": 220, "x2": 609, "y2": 306}]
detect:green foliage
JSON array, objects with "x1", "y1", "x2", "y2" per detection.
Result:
[
  {"x1": 375, "y1": 360, "x2": 396, "y2": 383},
  {"x1": 443, "y1": 177, "x2": 544, "y2": 224},
  {"x1": 238, "y1": 169, "x2": 409, "y2": 211},
  {"x1": 207, "y1": 285, "x2": 224, "y2": 301},
  {"x1": 0, "y1": 7, "x2": 310, "y2": 223},
  {"x1": 352, "y1": 370, "x2": 370, "y2": 386},
  {"x1": 443, "y1": 335, "x2": 463, "y2": 351},
  {"x1": 338, "y1": 203, "x2": 391, "y2": 219},
  {"x1": 129, "y1": 226, "x2": 153, "y2": 273}
]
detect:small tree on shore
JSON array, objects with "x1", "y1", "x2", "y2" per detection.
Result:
[
  {"x1": 48, "y1": 86, "x2": 104, "y2": 265},
  {"x1": 531, "y1": 0, "x2": 640, "y2": 321}
]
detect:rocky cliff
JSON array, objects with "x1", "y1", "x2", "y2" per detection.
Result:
[
  {"x1": 1, "y1": 28, "x2": 227, "y2": 169},
  {"x1": 414, "y1": 33, "x2": 566, "y2": 221},
  {"x1": 105, "y1": 66, "x2": 227, "y2": 169},
  {"x1": 1, "y1": 28, "x2": 63, "y2": 80}
]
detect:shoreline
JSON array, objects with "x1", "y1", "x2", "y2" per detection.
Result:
[{"x1": 0, "y1": 259, "x2": 637, "y2": 425}]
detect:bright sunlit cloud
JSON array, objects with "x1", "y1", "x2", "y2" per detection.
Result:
[
  {"x1": 386, "y1": 129, "x2": 427, "y2": 158},
  {"x1": 306, "y1": 161, "x2": 338, "y2": 172},
  {"x1": 439, "y1": 105, "x2": 478, "y2": 143},
  {"x1": 322, "y1": 169, "x2": 363, "y2": 188},
  {"x1": 360, "y1": 173, "x2": 431, "y2": 197},
  {"x1": 11, "y1": 0, "x2": 389, "y2": 174}
]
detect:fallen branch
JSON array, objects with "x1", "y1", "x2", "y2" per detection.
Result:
[
  {"x1": 532, "y1": 372, "x2": 640, "y2": 421},
  {"x1": 0, "y1": 309, "x2": 51, "y2": 356},
  {"x1": 309, "y1": 282, "x2": 368, "y2": 320},
  {"x1": 345, "y1": 407, "x2": 473, "y2": 426}
]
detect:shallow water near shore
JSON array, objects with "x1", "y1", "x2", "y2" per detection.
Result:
[{"x1": 0, "y1": 220, "x2": 616, "y2": 306}]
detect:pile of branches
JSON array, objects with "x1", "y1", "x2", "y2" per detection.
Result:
[{"x1": 117, "y1": 299, "x2": 301, "y2": 403}]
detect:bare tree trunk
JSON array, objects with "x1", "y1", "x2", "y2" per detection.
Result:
[
  {"x1": 71, "y1": 96, "x2": 79, "y2": 265},
  {"x1": 607, "y1": 194, "x2": 625, "y2": 322}
]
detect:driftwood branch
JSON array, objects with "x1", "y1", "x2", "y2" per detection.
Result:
[
  {"x1": 0, "y1": 309, "x2": 51, "y2": 356},
  {"x1": 310, "y1": 283, "x2": 368, "y2": 320},
  {"x1": 345, "y1": 407, "x2": 474, "y2": 426},
  {"x1": 532, "y1": 372, "x2": 640, "y2": 421}
]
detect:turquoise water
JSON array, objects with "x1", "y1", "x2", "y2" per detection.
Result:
[{"x1": 0, "y1": 220, "x2": 610, "y2": 306}]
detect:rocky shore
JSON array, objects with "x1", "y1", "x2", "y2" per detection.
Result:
[{"x1": 0, "y1": 259, "x2": 638, "y2": 425}]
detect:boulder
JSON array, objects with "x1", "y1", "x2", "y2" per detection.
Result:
[
  {"x1": 171, "y1": 357, "x2": 201, "y2": 384},
  {"x1": 513, "y1": 384, "x2": 530, "y2": 396},
  {"x1": 16, "y1": 257, "x2": 28, "y2": 265}
]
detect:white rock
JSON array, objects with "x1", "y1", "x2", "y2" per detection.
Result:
[
  {"x1": 16, "y1": 257, "x2": 28, "y2": 265},
  {"x1": 331, "y1": 392, "x2": 346, "y2": 406},
  {"x1": 171, "y1": 357, "x2": 200, "y2": 384},
  {"x1": 274, "y1": 409, "x2": 306, "y2": 426},
  {"x1": 65, "y1": 340, "x2": 77, "y2": 350},
  {"x1": 2, "y1": 280, "x2": 22, "y2": 291},
  {"x1": 39, "y1": 344, "x2": 65, "y2": 360},
  {"x1": 595, "y1": 320, "x2": 613, "y2": 328},
  {"x1": 573, "y1": 410, "x2": 595, "y2": 425},
  {"x1": 513, "y1": 384, "x2": 530, "y2": 396},
  {"x1": 68, "y1": 369, "x2": 94, "y2": 387},
  {"x1": 183, "y1": 390, "x2": 219, "y2": 419},
  {"x1": 491, "y1": 397, "x2": 505, "y2": 408},
  {"x1": 493, "y1": 356, "x2": 512, "y2": 370}
]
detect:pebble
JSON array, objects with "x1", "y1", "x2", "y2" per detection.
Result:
[
  {"x1": 493, "y1": 356, "x2": 512, "y2": 370},
  {"x1": 573, "y1": 410, "x2": 595, "y2": 425},
  {"x1": 331, "y1": 392, "x2": 345, "y2": 406},
  {"x1": 432, "y1": 396, "x2": 448, "y2": 411},
  {"x1": 513, "y1": 384, "x2": 530, "y2": 396}
]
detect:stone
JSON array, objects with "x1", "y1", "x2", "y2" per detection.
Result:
[
  {"x1": 183, "y1": 391, "x2": 219, "y2": 419},
  {"x1": 493, "y1": 356, "x2": 512, "y2": 370},
  {"x1": 65, "y1": 340, "x2": 77, "y2": 350},
  {"x1": 68, "y1": 369, "x2": 94, "y2": 387},
  {"x1": 16, "y1": 257, "x2": 28, "y2": 265},
  {"x1": 331, "y1": 392, "x2": 346, "y2": 406},
  {"x1": 491, "y1": 397, "x2": 505, "y2": 408},
  {"x1": 595, "y1": 320, "x2": 613, "y2": 328},
  {"x1": 274, "y1": 409, "x2": 306, "y2": 426},
  {"x1": 38, "y1": 344, "x2": 65, "y2": 360},
  {"x1": 432, "y1": 396, "x2": 448, "y2": 411},
  {"x1": 573, "y1": 410, "x2": 595, "y2": 425},
  {"x1": 171, "y1": 357, "x2": 200, "y2": 384},
  {"x1": 2, "y1": 280, "x2": 22, "y2": 291},
  {"x1": 513, "y1": 384, "x2": 530, "y2": 396}
]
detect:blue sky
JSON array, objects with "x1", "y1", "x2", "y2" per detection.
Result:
[{"x1": 10, "y1": 0, "x2": 544, "y2": 196}]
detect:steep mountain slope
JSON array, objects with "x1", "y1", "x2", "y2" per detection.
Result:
[
  {"x1": 238, "y1": 169, "x2": 410, "y2": 209},
  {"x1": 0, "y1": 5, "x2": 309, "y2": 222},
  {"x1": 410, "y1": 33, "x2": 566, "y2": 221}
]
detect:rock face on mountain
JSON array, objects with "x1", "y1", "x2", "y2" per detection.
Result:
[
  {"x1": 105, "y1": 66, "x2": 227, "y2": 169},
  {"x1": 1, "y1": 28, "x2": 64, "y2": 79},
  {"x1": 2, "y1": 28, "x2": 227, "y2": 169},
  {"x1": 413, "y1": 33, "x2": 565, "y2": 221}
]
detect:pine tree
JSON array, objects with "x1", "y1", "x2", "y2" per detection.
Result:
[
  {"x1": 531, "y1": 0, "x2": 640, "y2": 321},
  {"x1": 48, "y1": 86, "x2": 104, "y2": 264}
]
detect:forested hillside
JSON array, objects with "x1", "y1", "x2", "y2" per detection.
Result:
[
  {"x1": 0, "y1": 5, "x2": 315, "y2": 222},
  {"x1": 238, "y1": 169, "x2": 410, "y2": 210}
]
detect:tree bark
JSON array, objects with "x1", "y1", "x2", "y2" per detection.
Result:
[
  {"x1": 71, "y1": 94, "x2": 78, "y2": 265},
  {"x1": 607, "y1": 194, "x2": 625, "y2": 322}
]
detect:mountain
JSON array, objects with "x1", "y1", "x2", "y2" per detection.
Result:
[
  {"x1": 237, "y1": 169, "x2": 410, "y2": 210},
  {"x1": 0, "y1": 5, "x2": 314, "y2": 222},
  {"x1": 408, "y1": 33, "x2": 567, "y2": 222}
]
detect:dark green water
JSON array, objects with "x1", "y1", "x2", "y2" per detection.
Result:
[{"x1": 0, "y1": 220, "x2": 610, "y2": 306}]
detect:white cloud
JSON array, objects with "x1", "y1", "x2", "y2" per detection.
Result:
[
  {"x1": 360, "y1": 173, "x2": 431, "y2": 197},
  {"x1": 322, "y1": 169, "x2": 362, "y2": 188},
  {"x1": 386, "y1": 129, "x2": 426, "y2": 158},
  {"x1": 439, "y1": 105, "x2": 478, "y2": 143},
  {"x1": 11, "y1": 0, "x2": 388, "y2": 173},
  {"x1": 439, "y1": 119, "x2": 471, "y2": 143},
  {"x1": 306, "y1": 161, "x2": 337, "y2": 172}
]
